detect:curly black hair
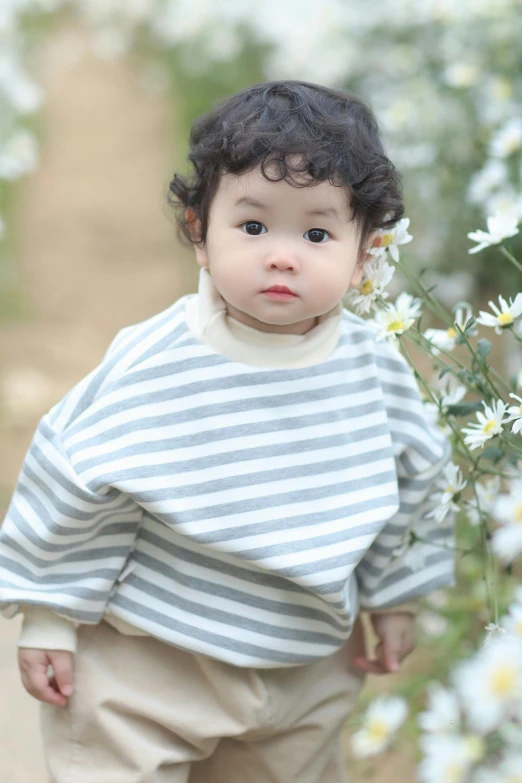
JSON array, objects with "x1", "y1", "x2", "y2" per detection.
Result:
[{"x1": 168, "y1": 80, "x2": 404, "y2": 261}]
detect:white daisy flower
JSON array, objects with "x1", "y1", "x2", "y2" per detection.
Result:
[
  {"x1": 461, "y1": 399, "x2": 509, "y2": 450},
  {"x1": 464, "y1": 476, "x2": 500, "y2": 527},
  {"x1": 506, "y1": 393, "x2": 522, "y2": 434},
  {"x1": 418, "y1": 733, "x2": 485, "y2": 783},
  {"x1": 403, "y1": 542, "x2": 430, "y2": 571},
  {"x1": 491, "y1": 524, "x2": 522, "y2": 564},
  {"x1": 451, "y1": 634, "x2": 522, "y2": 734},
  {"x1": 485, "y1": 189, "x2": 522, "y2": 224},
  {"x1": 475, "y1": 293, "x2": 522, "y2": 334},
  {"x1": 425, "y1": 463, "x2": 466, "y2": 524},
  {"x1": 467, "y1": 214, "x2": 520, "y2": 254},
  {"x1": 367, "y1": 217, "x2": 413, "y2": 262},
  {"x1": 351, "y1": 696, "x2": 408, "y2": 758},
  {"x1": 417, "y1": 682, "x2": 461, "y2": 734},
  {"x1": 467, "y1": 159, "x2": 508, "y2": 205},
  {"x1": 440, "y1": 383, "x2": 467, "y2": 411},
  {"x1": 423, "y1": 304, "x2": 477, "y2": 356},
  {"x1": 489, "y1": 117, "x2": 522, "y2": 158},
  {"x1": 343, "y1": 255, "x2": 395, "y2": 315},
  {"x1": 490, "y1": 479, "x2": 522, "y2": 564},
  {"x1": 368, "y1": 292, "x2": 422, "y2": 343}
]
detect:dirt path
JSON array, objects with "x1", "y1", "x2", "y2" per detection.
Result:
[
  {"x1": 0, "y1": 20, "x2": 194, "y2": 781},
  {"x1": 0, "y1": 22, "x2": 416, "y2": 781}
]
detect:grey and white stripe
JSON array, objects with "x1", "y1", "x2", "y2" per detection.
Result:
[{"x1": 0, "y1": 298, "x2": 455, "y2": 667}]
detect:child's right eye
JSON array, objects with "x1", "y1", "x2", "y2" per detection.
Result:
[{"x1": 241, "y1": 221, "x2": 267, "y2": 236}]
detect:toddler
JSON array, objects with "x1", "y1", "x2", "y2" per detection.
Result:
[{"x1": 0, "y1": 80, "x2": 455, "y2": 782}]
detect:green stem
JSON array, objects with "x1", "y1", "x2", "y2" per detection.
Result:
[
  {"x1": 412, "y1": 533, "x2": 476, "y2": 557},
  {"x1": 398, "y1": 337, "x2": 479, "y2": 468},
  {"x1": 499, "y1": 245, "x2": 522, "y2": 274},
  {"x1": 405, "y1": 330, "x2": 479, "y2": 395},
  {"x1": 394, "y1": 257, "x2": 455, "y2": 328},
  {"x1": 453, "y1": 322, "x2": 511, "y2": 399},
  {"x1": 398, "y1": 337, "x2": 499, "y2": 623}
]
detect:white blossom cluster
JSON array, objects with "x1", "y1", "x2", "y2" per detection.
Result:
[
  {"x1": 345, "y1": 212, "x2": 522, "y2": 778},
  {"x1": 1, "y1": 0, "x2": 522, "y2": 251}
]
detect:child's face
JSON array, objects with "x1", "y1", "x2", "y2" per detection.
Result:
[{"x1": 193, "y1": 161, "x2": 370, "y2": 335}]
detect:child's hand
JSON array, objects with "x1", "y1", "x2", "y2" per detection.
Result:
[
  {"x1": 352, "y1": 612, "x2": 415, "y2": 675},
  {"x1": 17, "y1": 648, "x2": 74, "y2": 707}
]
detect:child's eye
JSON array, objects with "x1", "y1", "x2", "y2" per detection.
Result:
[
  {"x1": 304, "y1": 228, "x2": 330, "y2": 243},
  {"x1": 241, "y1": 221, "x2": 267, "y2": 235},
  {"x1": 240, "y1": 222, "x2": 330, "y2": 243}
]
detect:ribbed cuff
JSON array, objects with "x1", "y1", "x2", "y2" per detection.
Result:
[{"x1": 17, "y1": 606, "x2": 78, "y2": 653}]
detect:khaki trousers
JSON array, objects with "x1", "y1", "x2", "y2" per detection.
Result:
[{"x1": 40, "y1": 619, "x2": 366, "y2": 783}]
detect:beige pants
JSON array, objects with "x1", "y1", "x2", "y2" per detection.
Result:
[{"x1": 40, "y1": 619, "x2": 366, "y2": 783}]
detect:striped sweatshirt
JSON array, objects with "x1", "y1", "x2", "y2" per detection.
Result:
[{"x1": 0, "y1": 267, "x2": 455, "y2": 668}]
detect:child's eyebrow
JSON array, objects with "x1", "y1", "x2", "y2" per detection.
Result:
[{"x1": 233, "y1": 196, "x2": 341, "y2": 221}]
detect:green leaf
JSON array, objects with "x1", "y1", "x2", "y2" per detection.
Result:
[
  {"x1": 425, "y1": 284, "x2": 438, "y2": 294},
  {"x1": 445, "y1": 402, "x2": 483, "y2": 416},
  {"x1": 463, "y1": 316, "x2": 476, "y2": 333},
  {"x1": 480, "y1": 446, "x2": 505, "y2": 463},
  {"x1": 458, "y1": 368, "x2": 476, "y2": 385},
  {"x1": 477, "y1": 339, "x2": 492, "y2": 360},
  {"x1": 439, "y1": 365, "x2": 454, "y2": 379}
]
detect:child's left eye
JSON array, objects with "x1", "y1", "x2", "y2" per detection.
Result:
[{"x1": 304, "y1": 228, "x2": 330, "y2": 243}]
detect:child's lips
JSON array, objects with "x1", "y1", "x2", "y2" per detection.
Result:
[
  {"x1": 262, "y1": 286, "x2": 297, "y2": 300},
  {"x1": 262, "y1": 290, "x2": 297, "y2": 300}
]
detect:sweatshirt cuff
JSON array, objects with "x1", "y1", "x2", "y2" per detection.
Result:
[{"x1": 17, "y1": 607, "x2": 78, "y2": 653}]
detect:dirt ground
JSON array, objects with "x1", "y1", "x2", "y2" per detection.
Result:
[{"x1": 0, "y1": 22, "x2": 418, "y2": 781}]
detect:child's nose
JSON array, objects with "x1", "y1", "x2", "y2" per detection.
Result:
[{"x1": 264, "y1": 249, "x2": 301, "y2": 272}]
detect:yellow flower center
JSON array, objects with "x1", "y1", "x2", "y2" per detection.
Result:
[
  {"x1": 516, "y1": 620, "x2": 522, "y2": 635},
  {"x1": 498, "y1": 312, "x2": 514, "y2": 326},
  {"x1": 483, "y1": 420, "x2": 497, "y2": 434},
  {"x1": 492, "y1": 78, "x2": 512, "y2": 101},
  {"x1": 519, "y1": 403, "x2": 522, "y2": 415},
  {"x1": 367, "y1": 720, "x2": 389, "y2": 743},
  {"x1": 463, "y1": 735, "x2": 484, "y2": 762},
  {"x1": 387, "y1": 320, "x2": 404, "y2": 332},
  {"x1": 515, "y1": 503, "x2": 522, "y2": 524},
  {"x1": 380, "y1": 232, "x2": 395, "y2": 247},
  {"x1": 506, "y1": 777, "x2": 522, "y2": 783},
  {"x1": 447, "y1": 327, "x2": 457, "y2": 339},
  {"x1": 506, "y1": 137, "x2": 521, "y2": 154},
  {"x1": 360, "y1": 279, "x2": 374, "y2": 295},
  {"x1": 489, "y1": 665, "x2": 516, "y2": 698},
  {"x1": 445, "y1": 762, "x2": 465, "y2": 783}
]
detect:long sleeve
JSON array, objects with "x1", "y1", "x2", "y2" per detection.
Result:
[
  {"x1": 355, "y1": 340, "x2": 456, "y2": 611},
  {"x1": 0, "y1": 326, "x2": 143, "y2": 624}
]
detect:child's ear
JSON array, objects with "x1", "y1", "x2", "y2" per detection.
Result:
[
  {"x1": 185, "y1": 208, "x2": 208, "y2": 268},
  {"x1": 348, "y1": 260, "x2": 365, "y2": 289}
]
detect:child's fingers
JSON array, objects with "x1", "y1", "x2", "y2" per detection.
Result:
[
  {"x1": 48, "y1": 650, "x2": 74, "y2": 697},
  {"x1": 376, "y1": 641, "x2": 401, "y2": 672},
  {"x1": 17, "y1": 648, "x2": 73, "y2": 706},
  {"x1": 19, "y1": 658, "x2": 68, "y2": 706},
  {"x1": 352, "y1": 656, "x2": 389, "y2": 675}
]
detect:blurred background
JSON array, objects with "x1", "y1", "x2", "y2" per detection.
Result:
[{"x1": 0, "y1": 1, "x2": 521, "y2": 780}]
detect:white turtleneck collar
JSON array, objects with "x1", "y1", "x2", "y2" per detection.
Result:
[{"x1": 184, "y1": 266, "x2": 343, "y2": 368}]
